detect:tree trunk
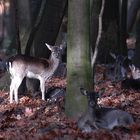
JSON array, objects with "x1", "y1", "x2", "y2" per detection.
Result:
[
  {"x1": 119, "y1": 0, "x2": 128, "y2": 55},
  {"x1": 127, "y1": 0, "x2": 140, "y2": 67},
  {"x1": 133, "y1": 9, "x2": 140, "y2": 67},
  {"x1": 127, "y1": 0, "x2": 140, "y2": 33},
  {"x1": 3, "y1": 0, "x2": 16, "y2": 54},
  {"x1": 25, "y1": 0, "x2": 47, "y2": 56},
  {"x1": 13, "y1": 0, "x2": 21, "y2": 54},
  {"x1": 65, "y1": 0, "x2": 92, "y2": 120},
  {"x1": 17, "y1": 0, "x2": 31, "y2": 53}
]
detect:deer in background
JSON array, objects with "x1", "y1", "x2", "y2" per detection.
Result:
[
  {"x1": 121, "y1": 64, "x2": 140, "y2": 90},
  {"x1": 110, "y1": 53, "x2": 127, "y2": 82},
  {"x1": 6, "y1": 43, "x2": 66, "y2": 103},
  {"x1": 129, "y1": 64, "x2": 140, "y2": 79},
  {"x1": 78, "y1": 88, "x2": 134, "y2": 132}
]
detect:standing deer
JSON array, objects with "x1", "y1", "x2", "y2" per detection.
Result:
[
  {"x1": 78, "y1": 88, "x2": 134, "y2": 132},
  {"x1": 7, "y1": 43, "x2": 65, "y2": 103}
]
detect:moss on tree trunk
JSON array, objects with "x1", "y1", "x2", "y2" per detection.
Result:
[{"x1": 65, "y1": 0, "x2": 92, "y2": 120}]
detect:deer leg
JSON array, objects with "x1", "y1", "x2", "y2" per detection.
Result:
[
  {"x1": 13, "y1": 77, "x2": 24, "y2": 103},
  {"x1": 10, "y1": 79, "x2": 15, "y2": 103},
  {"x1": 40, "y1": 79, "x2": 45, "y2": 100}
]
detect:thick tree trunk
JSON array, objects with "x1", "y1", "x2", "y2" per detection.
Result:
[
  {"x1": 0, "y1": 1, "x2": 4, "y2": 46},
  {"x1": 2, "y1": 0, "x2": 16, "y2": 53},
  {"x1": 13, "y1": 0, "x2": 21, "y2": 54},
  {"x1": 65, "y1": 0, "x2": 92, "y2": 120}
]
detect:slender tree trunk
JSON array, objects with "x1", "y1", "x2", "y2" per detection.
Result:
[
  {"x1": 119, "y1": 0, "x2": 128, "y2": 55},
  {"x1": 92, "y1": 0, "x2": 105, "y2": 87},
  {"x1": 65, "y1": 0, "x2": 92, "y2": 120},
  {"x1": 3, "y1": 0, "x2": 16, "y2": 53},
  {"x1": 17, "y1": 0, "x2": 31, "y2": 53},
  {"x1": 13, "y1": 0, "x2": 21, "y2": 54},
  {"x1": 0, "y1": 1, "x2": 4, "y2": 46},
  {"x1": 127, "y1": 0, "x2": 140, "y2": 67}
]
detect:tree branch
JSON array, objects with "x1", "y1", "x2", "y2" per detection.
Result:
[{"x1": 91, "y1": 0, "x2": 105, "y2": 68}]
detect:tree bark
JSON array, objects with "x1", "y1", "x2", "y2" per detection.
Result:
[
  {"x1": 0, "y1": 1, "x2": 4, "y2": 46},
  {"x1": 119, "y1": 0, "x2": 128, "y2": 55},
  {"x1": 65, "y1": 0, "x2": 92, "y2": 120},
  {"x1": 16, "y1": 0, "x2": 31, "y2": 53},
  {"x1": 13, "y1": 0, "x2": 21, "y2": 54},
  {"x1": 127, "y1": 0, "x2": 140, "y2": 33},
  {"x1": 127, "y1": 0, "x2": 140, "y2": 67},
  {"x1": 132, "y1": 2, "x2": 140, "y2": 67}
]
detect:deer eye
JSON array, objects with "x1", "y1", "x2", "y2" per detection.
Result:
[{"x1": 90, "y1": 101, "x2": 95, "y2": 106}]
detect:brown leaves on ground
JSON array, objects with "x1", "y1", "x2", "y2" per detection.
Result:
[
  {"x1": 46, "y1": 77, "x2": 66, "y2": 88},
  {"x1": 0, "y1": 67, "x2": 140, "y2": 139}
]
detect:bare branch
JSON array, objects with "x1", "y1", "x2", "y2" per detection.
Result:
[{"x1": 91, "y1": 0, "x2": 105, "y2": 68}]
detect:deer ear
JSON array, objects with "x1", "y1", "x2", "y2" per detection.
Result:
[
  {"x1": 60, "y1": 42, "x2": 66, "y2": 50},
  {"x1": 98, "y1": 88, "x2": 105, "y2": 98},
  {"x1": 60, "y1": 44, "x2": 64, "y2": 50},
  {"x1": 129, "y1": 65, "x2": 132, "y2": 70},
  {"x1": 110, "y1": 52, "x2": 116, "y2": 59},
  {"x1": 45, "y1": 43, "x2": 52, "y2": 51},
  {"x1": 129, "y1": 64, "x2": 135, "y2": 71},
  {"x1": 80, "y1": 87, "x2": 88, "y2": 96}
]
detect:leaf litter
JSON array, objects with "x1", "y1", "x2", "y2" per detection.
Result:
[{"x1": 0, "y1": 65, "x2": 139, "y2": 139}]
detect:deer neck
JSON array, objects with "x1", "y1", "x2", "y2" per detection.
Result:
[
  {"x1": 45, "y1": 55, "x2": 60, "y2": 79},
  {"x1": 87, "y1": 105, "x2": 96, "y2": 116}
]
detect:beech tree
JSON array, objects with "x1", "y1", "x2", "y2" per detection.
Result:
[{"x1": 65, "y1": 0, "x2": 92, "y2": 119}]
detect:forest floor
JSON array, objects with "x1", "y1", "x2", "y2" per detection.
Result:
[{"x1": 0, "y1": 65, "x2": 140, "y2": 140}]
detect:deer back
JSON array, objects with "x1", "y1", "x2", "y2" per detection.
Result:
[
  {"x1": 95, "y1": 107, "x2": 134, "y2": 129},
  {"x1": 7, "y1": 55, "x2": 50, "y2": 79}
]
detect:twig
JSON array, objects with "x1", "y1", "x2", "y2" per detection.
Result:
[{"x1": 91, "y1": 0, "x2": 105, "y2": 68}]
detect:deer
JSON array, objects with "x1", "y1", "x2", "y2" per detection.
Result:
[
  {"x1": 6, "y1": 43, "x2": 66, "y2": 103},
  {"x1": 121, "y1": 64, "x2": 140, "y2": 90},
  {"x1": 129, "y1": 64, "x2": 140, "y2": 79},
  {"x1": 110, "y1": 52, "x2": 127, "y2": 82},
  {"x1": 78, "y1": 88, "x2": 134, "y2": 132}
]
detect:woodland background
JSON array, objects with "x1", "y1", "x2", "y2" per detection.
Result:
[{"x1": 0, "y1": 0, "x2": 139, "y2": 139}]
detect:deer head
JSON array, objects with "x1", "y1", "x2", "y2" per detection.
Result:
[
  {"x1": 129, "y1": 64, "x2": 140, "y2": 79},
  {"x1": 80, "y1": 87, "x2": 100, "y2": 108}
]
